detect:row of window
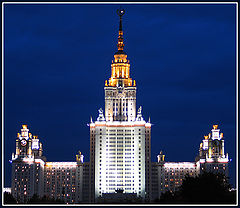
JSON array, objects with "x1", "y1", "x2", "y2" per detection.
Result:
[
  {"x1": 99, "y1": 129, "x2": 143, "y2": 132},
  {"x1": 108, "y1": 140, "x2": 132, "y2": 143}
]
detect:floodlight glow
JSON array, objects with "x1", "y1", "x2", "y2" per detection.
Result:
[{"x1": 164, "y1": 162, "x2": 196, "y2": 169}]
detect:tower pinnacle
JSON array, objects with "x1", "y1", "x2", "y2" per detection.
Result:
[
  {"x1": 105, "y1": 8, "x2": 136, "y2": 89},
  {"x1": 116, "y1": 9, "x2": 125, "y2": 54}
]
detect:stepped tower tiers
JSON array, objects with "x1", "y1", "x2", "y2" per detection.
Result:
[
  {"x1": 12, "y1": 125, "x2": 45, "y2": 161},
  {"x1": 11, "y1": 125, "x2": 46, "y2": 202},
  {"x1": 196, "y1": 125, "x2": 229, "y2": 176},
  {"x1": 90, "y1": 9, "x2": 152, "y2": 202},
  {"x1": 104, "y1": 9, "x2": 136, "y2": 122}
]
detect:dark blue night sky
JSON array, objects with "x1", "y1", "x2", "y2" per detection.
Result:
[{"x1": 4, "y1": 3, "x2": 236, "y2": 187}]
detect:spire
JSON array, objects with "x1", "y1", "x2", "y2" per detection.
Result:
[
  {"x1": 106, "y1": 8, "x2": 134, "y2": 88},
  {"x1": 116, "y1": 9, "x2": 126, "y2": 54}
]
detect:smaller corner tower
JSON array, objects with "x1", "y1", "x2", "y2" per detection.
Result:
[
  {"x1": 11, "y1": 125, "x2": 45, "y2": 203},
  {"x1": 196, "y1": 125, "x2": 229, "y2": 176}
]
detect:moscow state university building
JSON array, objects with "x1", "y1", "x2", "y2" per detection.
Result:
[{"x1": 10, "y1": 10, "x2": 229, "y2": 203}]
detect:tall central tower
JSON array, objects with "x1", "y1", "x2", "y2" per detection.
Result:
[
  {"x1": 104, "y1": 9, "x2": 136, "y2": 122},
  {"x1": 89, "y1": 9, "x2": 152, "y2": 202}
]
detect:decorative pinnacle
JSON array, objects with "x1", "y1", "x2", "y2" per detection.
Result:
[
  {"x1": 116, "y1": 9, "x2": 125, "y2": 53},
  {"x1": 117, "y1": 9, "x2": 125, "y2": 31},
  {"x1": 117, "y1": 9, "x2": 125, "y2": 18}
]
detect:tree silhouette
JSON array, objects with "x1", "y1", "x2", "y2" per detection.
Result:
[
  {"x1": 157, "y1": 190, "x2": 175, "y2": 203},
  {"x1": 27, "y1": 194, "x2": 64, "y2": 204},
  {"x1": 4, "y1": 192, "x2": 17, "y2": 204},
  {"x1": 159, "y1": 172, "x2": 236, "y2": 204}
]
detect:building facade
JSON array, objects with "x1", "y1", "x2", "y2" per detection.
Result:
[
  {"x1": 151, "y1": 124, "x2": 229, "y2": 201},
  {"x1": 195, "y1": 125, "x2": 229, "y2": 176},
  {"x1": 10, "y1": 125, "x2": 89, "y2": 204},
  {"x1": 11, "y1": 125, "x2": 46, "y2": 203},
  {"x1": 9, "y1": 10, "x2": 229, "y2": 204},
  {"x1": 152, "y1": 152, "x2": 196, "y2": 200}
]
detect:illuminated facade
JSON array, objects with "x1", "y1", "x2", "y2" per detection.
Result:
[
  {"x1": 44, "y1": 162, "x2": 79, "y2": 203},
  {"x1": 10, "y1": 124, "x2": 229, "y2": 203},
  {"x1": 196, "y1": 125, "x2": 229, "y2": 176},
  {"x1": 11, "y1": 125, "x2": 89, "y2": 203},
  {"x1": 152, "y1": 151, "x2": 196, "y2": 200},
  {"x1": 151, "y1": 125, "x2": 229, "y2": 200},
  {"x1": 44, "y1": 160, "x2": 85, "y2": 203},
  {"x1": 9, "y1": 10, "x2": 230, "y2": 204},
  {"x1": 89, "y1": 9, "x2": 151, "y2": 202},
  {"x1": 11, "y1": 125, "x2": 46, "y2": 203}
]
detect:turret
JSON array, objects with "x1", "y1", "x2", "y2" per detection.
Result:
[
  {"x1": 196, "y1": 125, "x2": 228, "y2": 162},
  {"x1": 12, "y1": 125, "x2": 45, "y2": 161},
  {"x1": 157, "y1": 151, "x2": 165, "y2": 165},
  {"x1": 76, "y1": 151, "x2": 84, "y2": 164}
]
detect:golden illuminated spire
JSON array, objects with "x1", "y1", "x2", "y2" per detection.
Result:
[
  {"x1": 116, "y1": 9, "x2": 125, "y2": 54},
  {"x1": 105, "y1": 9, "x2": 136, "y2": 87}
]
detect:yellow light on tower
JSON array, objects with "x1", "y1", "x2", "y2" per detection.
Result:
[
  {"x1": 204, "y1": 135, "x2": 208, "y2": 140},
  {"x1": 209, "y1": 147, "x2": 212, "y2": 158},
  {"x1": 22, "y1": 125, "x2": 27, "y2": 129},
  {"x1": 213, "y1": 125, "x2": 218, "y2": 130},
  {"x1": 46, "y1": 163, "x2": 52, "y2": 167}
]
